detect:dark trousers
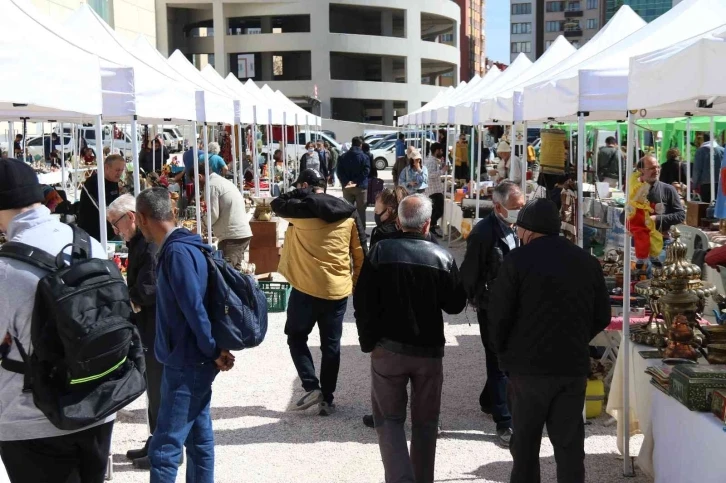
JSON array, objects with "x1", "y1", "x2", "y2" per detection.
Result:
[
  {"x1": 477, "y1": 311, "x2": 512, "y2": 430},
  {"x1": 285, "y1": 288, "x2": 347, "y2": 404},
  {"x1": 0, "y1": 421, "x2": 114, "y2": 483},
  {"x1": 454, "y1": 163, "x2": 470, "y2": 182},
  {"x1": 218, "y1": 237, "x2": 252, "y2": 271},
  {"x1": 701, "y1": 183, "x2": 713, "y2": 203},
  {"x1": 371, "y1": 346, "x2": 443, "y2": 483},
  {"x1": 149, "y1": 363, "x2": 218, "y2": 483},
  {"x1": 136, "y1": 311, "x2": 163, "y2": 435},
  {"x1": 508, "y1": 374, "x2": 587, "y2": 483},
  {"x1": 430, "y1": 193, "x2": 444, "y2": 228}
]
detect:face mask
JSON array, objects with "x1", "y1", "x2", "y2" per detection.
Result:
[
  {"x1": 307, "y1": 149, "x2": 314, "y2": 154},
  {"x1": 374, "y1": 212, "x2": 386, "y2": 227},
  {"x1": 504, "y1": 209, "x2": 520, "y2": 225}
]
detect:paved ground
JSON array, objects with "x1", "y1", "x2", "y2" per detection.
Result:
[{"x1": 0, "y1": 169, "x2": 653, "y2": 483}]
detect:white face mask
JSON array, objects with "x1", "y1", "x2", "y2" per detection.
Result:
[
  {"x1": 307, "y1": 149, "x2": 314, "y2": 154},
  {"x1": 503, "y1": 208, "x2": 520, "y2": 225}
]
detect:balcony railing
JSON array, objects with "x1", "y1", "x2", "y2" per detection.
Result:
[
  {"x1": 564, "y1": 29, "x2": 583, "y2": 38},
  {"x1": 565, "y1": 10, "x2": 583, "y2": 17}
]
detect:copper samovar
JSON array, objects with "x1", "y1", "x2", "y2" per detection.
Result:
[{"x1": 634, "y1": 227, "x2": 717, "y2": 356}]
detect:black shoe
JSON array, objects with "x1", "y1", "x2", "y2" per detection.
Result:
[
  {"x1": 497, "y1": 427, "x2": 513, "y2": 447},
  {"x1": 363, "y1": 414, "x2": 374, "y2": 428},
  {"x1": 480, "y1": 405, "x2": 492, "y2": 415},
  {"x1": 132, "y1": 456, "x2": 151, "y2": 470},
  {"x1": 126, "y1": 437, "x2": 151, "y2": 461}
]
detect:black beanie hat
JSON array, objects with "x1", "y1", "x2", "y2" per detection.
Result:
[
  {"x1": 516, "y1": 198, "x2": 560, "y2": 236},
  {"x1": 0, "y1": 158, "x2": 45, "y2": 211}
]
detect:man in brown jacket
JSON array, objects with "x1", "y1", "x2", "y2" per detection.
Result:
[{"x1": 271, "y1": 169, "x2": 367, "y2": 416}]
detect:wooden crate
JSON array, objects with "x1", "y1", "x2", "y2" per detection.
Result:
[
  {"x1": 686, "y1": 201, "x2": 709, "y2": 228},
  {"x1": 250, "y1": 219, "x2": 279, "y2": 249}
]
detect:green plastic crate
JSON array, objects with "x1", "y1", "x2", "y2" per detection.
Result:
[{"x1": 259, "y1": 281, "x2": 292, "y2": 312}]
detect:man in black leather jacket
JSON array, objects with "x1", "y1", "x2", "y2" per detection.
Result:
[
  {"x1": 460, "y1": 180, "x2": 524, "y2": 446},
  {"x1": 354, "y1": 194, "x2": 466, "y2": 483}
]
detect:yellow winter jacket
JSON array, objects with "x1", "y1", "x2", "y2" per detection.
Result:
[{"x1": 278, "y1": 216, "x2": 365, "y2": 300}]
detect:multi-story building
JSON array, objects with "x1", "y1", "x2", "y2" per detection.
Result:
[
  {"x1": 510, "y1": 0, "x2": 605, "y2": 62},
  {"x1": 605, "y1": 0, "x2": 680, "y2": 22},
  {"x1": 31, "y1": 0, "x2": 156, "y2": 44},
  {"x1": 455, "y1": 0, "x2": 487, "y2": 82},
  {"x1": 157, "y1": 0, "x2": 461, "y2": 125}
]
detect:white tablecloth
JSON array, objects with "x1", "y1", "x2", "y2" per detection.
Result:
[
  {"x1": 651, "y1": 387, "x2": 726, "y2": 483},
  {"x1": 606, "y1": 341, "x2": 659, "y2": 478},
  {"x1": 36, "y1": 171, "x2": 63, "y2": 186}
]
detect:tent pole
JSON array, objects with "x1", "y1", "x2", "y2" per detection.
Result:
[
  {"x1": 576, "y1": 113, "x2": 586, "y2": 248},
  {"x1": 73, "y1": 124, "x2": 79, "y2": 201},
  {"x1": 282, "y1": 113, "x2": 288, "y2": 194},
  {"x1": 131, "y1": 116, "x2": 140, "y2": 195},
  {"x1": 521, "y1": 121, "x2": 528, "y2": 195},
  {"x1": 252, "y1": 107, "x2": 260, "y2": 197},
  {"x1": 710, "y1": 117, "x2": 715, "y2": 203},
  {"x1": 8, "y1": 121, "x2": 14, "y2": 160},
  {"x1": 203, "y1": 123, "x2": 212, "y2": 244},
  {"x1": 686, "y1": 117, "x2": 692, "y2": 202},
  {"x1": 60, "y1": 122, "x2": 67, "y2": 192},
  {"x1": 616, "y1": 122, "x2": 623, "y2": 191},
  {"x1": 475, "y1": 124, "x2": 483, "y2": 219},
  {"x1": 192, "y1": 121, "x2": 201, "y2": 231},
  {"x1": 231, "y1": 123, "x2": 238, "y2": 190},
  {"x1": 569, "y1": 122, "x2": 574, "y2": 171},
  {"x1": 448, "y1": 125, "x2": 456, "y2": 247},
  {"x1": 152, "y1": 125, "x2": 156, "y2": 174},
  {"x1": 237, "y1": 123, "x2": 244, "y2": 191},
  {"x1": 469, "y1": 124, "x2": 476, "y2": 184},
  {"x1": 622, "y1": 112, "x2": 636, "y2": 478},
  {"x1": 95, "y1": 115, "x2": 108, "y2": 251},
  {"x1": 110, "y1": 124, "x2": 115, "y2": 154}
]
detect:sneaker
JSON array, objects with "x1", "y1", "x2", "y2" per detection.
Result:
[
  {"x1": 126, "y1": 437, "x2": 151, "y2": 460},
  {"x1": 318, "y1": 401, "x2": 336, "y2": 416},
  {"x1": 132, "y1": 456, "x2": 151, "y2": 470},
  {"x1": 362, "y1": 414, "x2": 374, "y2": 428},
  {"x1": 290, "y1": 389, "x2": 323, "y2": 411},
  {"x1": 497, "y1": 427, "x2": 513, "y2": 447}
]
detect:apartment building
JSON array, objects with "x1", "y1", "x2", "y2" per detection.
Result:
[
  {"x1": 605, "y1": 0, "x2": 681, "y2": 22},
  {"x1": 455, "y1": 0, "x2": 487, "y2": 82}
]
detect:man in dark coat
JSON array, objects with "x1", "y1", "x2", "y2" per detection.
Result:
[
  {"x1": 106, "y1": 194, "x2": 159, "y2": 470},
  {"x1": 488, "y1": 199, "x2": 611, "y2": 483},
  {"x1": 78, "y1": 154, "x2": 125, "y2": 242},
  {"x1": 460, "y1": 181, "x2": 523, "y2": 446}
]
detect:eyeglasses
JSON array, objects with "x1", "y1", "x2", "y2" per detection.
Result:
[{"x1": 111, "y1": 211, "x2": 133, "y2": 232}]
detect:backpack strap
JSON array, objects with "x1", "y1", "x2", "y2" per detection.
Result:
[
  {"x1": 0, "y1": 242, "x2": 58, "y2": 272},
  {"x1": 70, "y1": 224, "x2": 92, "y2": 262},
  {"x1": 0, "y1": 336, "x2": 29, "y2": 376}
]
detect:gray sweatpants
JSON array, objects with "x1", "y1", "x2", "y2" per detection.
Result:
[{"x1": 371, "y1": 346, "x2": 443, "y2": 483}]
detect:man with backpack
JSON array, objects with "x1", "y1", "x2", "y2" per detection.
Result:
[
  {"x1": 135, "y1": 187, "x2": 235, "y2": 483},
  {"x1": 271, "y1": 169, "x2": 367, "y2": 416},
  {"x1": 0, "y1": 158, "x2": 142, "y2": 482},
  {"x1": 596, "y1": 136, "x2": 621, "y2": 188}
]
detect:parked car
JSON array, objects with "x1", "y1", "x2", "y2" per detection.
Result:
[
  {"x1": 162, "y1": 126, "x2": 185, "y2": 152},
  {"x1": 25, "y1": 134, "x2": 74, "y2": 161},
  {"x1": 161, "y1": 132, "x2": 177, "y2": 152},
  {"x1": 370, "y1": 138, "x2": 432, "y2": 171}
]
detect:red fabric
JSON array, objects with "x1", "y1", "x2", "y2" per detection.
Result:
[
  {"x1": 721, "y1": 167, "x2": 726, "y2": 196},
  {"x1": 706, "y1": 245, "x2": 726, "y2": 268},
  {"x1": 629, "y1": 209, "x2": 652, "y2": 259}
]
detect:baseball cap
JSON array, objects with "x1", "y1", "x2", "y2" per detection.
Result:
[{"x1": 294, "y1": 168, "x2": 326, "y2": 188}]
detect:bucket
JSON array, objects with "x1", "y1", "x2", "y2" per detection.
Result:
[
  {"x1": 586, "y1": 379, "x2": 605, "y2": 418},
  {"x1": 596, "y1": 182, "x2": 611, "y2": 199}
]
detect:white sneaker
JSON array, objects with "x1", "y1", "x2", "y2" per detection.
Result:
[{"x1": 290, "y1": 389, "x2": 323, "y2": 411}]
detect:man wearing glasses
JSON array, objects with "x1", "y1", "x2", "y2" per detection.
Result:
[{"x1": 107, "y1": 194, "x2": 160, "y2": 470}]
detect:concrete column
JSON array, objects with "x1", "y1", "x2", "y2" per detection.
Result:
[
  {"x1": 261, "y1": 16, "x2": 272, "y2": 34},
  {"x1": 261, "y1": 52, "x2": 273, "y2": 81},
  {"x1": 406, "y1": 6, "x2": 422, "y2": 126},
  {"x1": 155, "y1": 1, "x2": 169, "y2": 55},
  {"x1": 212, "y1": 0, "x2": 227, "y2": 75},
  {"x1": 310, "y1": 4, "x2": 331, "y2": 118}
]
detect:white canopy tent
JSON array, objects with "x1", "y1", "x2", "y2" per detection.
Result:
[
  {"x1": 399, "y1": 88, "x2": 451, "y2": 125},
  {"x1": 522, "y1": 0, "x2": 726, "y2": 122},
  {"x1": 523, "y1": 5, "x2": 647, "y2": 121},
  {"x1": 628, "y1": 24, "x2": 726, "y2": 116},
  {"x1": 0, "y1": 0, "x2": 109, "y2": 121},
  {"x1": 64, "y1": 5, "x2": 196, "y2": 124},
  {"x1": 422, "y1": 81, "x2": 468, "y2": 124},
  {"x1": 479, "y1": 36, "x2": 577, "y2": 124},
  {"x1": 429, "y1": 75, "x2": 482, "y2": 124},
  {"x1": 451, "y1": 54, "x2": 533, "y2": 125}
]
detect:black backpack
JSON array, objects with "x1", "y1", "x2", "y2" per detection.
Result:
[{"x1": 0, "y1": 225, "x2": 146, "y2": 430}]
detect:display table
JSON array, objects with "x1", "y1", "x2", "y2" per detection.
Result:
[
  {"x1": 651, "y1": 387, "x2": 726, "y2": 483},
  {"x1": 36, "y1": 170, "x2": 63, "y2": 186}
]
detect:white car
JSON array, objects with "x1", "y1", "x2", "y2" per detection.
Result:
[{"x1": 370, "y1": 138, "x2": 431, "y2": 170}]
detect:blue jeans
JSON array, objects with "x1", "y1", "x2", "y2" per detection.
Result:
[
  {"x1": 150, "y1": 363, "x2": 219, "y2": 483},
  {"x1": 478, "y1": 310, "x2": 512, "y2": 430},
  {"x1": 285, "y1": 288, "x2": 347, "y2": 404}
]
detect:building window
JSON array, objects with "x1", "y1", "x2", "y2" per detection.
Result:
[
  {"x1": 546, "y1": 21, "x2": 563, "y2": 32},
  {"x1": 88, "y1": 0, "x2": 114, "y2": 27},
  {"x1": 273, "y1": 56, "x2": 283, "y2": 76},
  {"x1": 568, "y1": 1, "x2": 581, "y2": 10},
  {"x1": 587, "y1": 18, "x2": 598, "y2": 29},
  {"x1": 587, "y1": 0, "x2": 598, "y2": 9},
  {"x1": 511, "y1": 3, "x2": 532, "y2": 15},
  {"x1": 511, "y1": 41, "x2": 532, "y2": 53},
  {"x1": 511, "y1": 22, "x2": 532, "y2": 34},
  {"x1": 545, "y1": 40, "x2": 554, "y2": 50},
  {"x1": 546, "y1": 1, "x2": 565, "y2": 12},
  {"x1": 439, "y1": 33, "x2": 454, "y2": 43}
]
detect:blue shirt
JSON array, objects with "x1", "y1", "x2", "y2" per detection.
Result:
[
  {"x1": 200, "y1": 153, "x2": 227, "y2": 176},
  {"x1": 183, "y1": 149, "x2": 205, "y2": 180},
  {"x1": 396, "y1": 139, "x2": 406, "y2": 158}
]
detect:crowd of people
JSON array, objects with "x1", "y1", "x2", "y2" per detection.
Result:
[{"x1": 7, "y1": 129, "x2": 697, "y2": 483}]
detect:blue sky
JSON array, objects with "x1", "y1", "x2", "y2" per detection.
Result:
[{"x1": 486, "y1": 2, "x2": 510, "y2": 63}]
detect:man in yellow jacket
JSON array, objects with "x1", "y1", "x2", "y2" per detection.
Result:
[{"x1": 271, "y1": 168, "x2": 367, "y2": 416}]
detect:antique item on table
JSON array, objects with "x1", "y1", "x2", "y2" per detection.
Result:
[
  {"x1": 253, "y1": 197, "x2": 273, "y2": 221},
  {"x1": 668, "y1": 364, "x2": 726, "y2": 411},
  {"x1": 185, "y1": 205, "x2": 197, "y2": 221},
  {"x1": 707, "y1": 344, "x2": 726, "y2": 364},
  {"x1": 703, "y1": 325, "x2": 726, "y2": 344},
  {"x1": 625, "y1": 172, "x2": 663, "y2": 260},
  {"x1": 638, "y1": 350, "x2": 664, "y2": 360},
  {"x1": 686, "y1": 201, "x2": 709, "y2": 228},
  {"x1": 646, "y1": 363, "x2": 675, "y2": 393},
  {"x1": 711, "y1": 389, "x2": 726, "y2": 423},
  {"x1": 634, "y1": 227, "x2": 718, "y2": 350}
]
